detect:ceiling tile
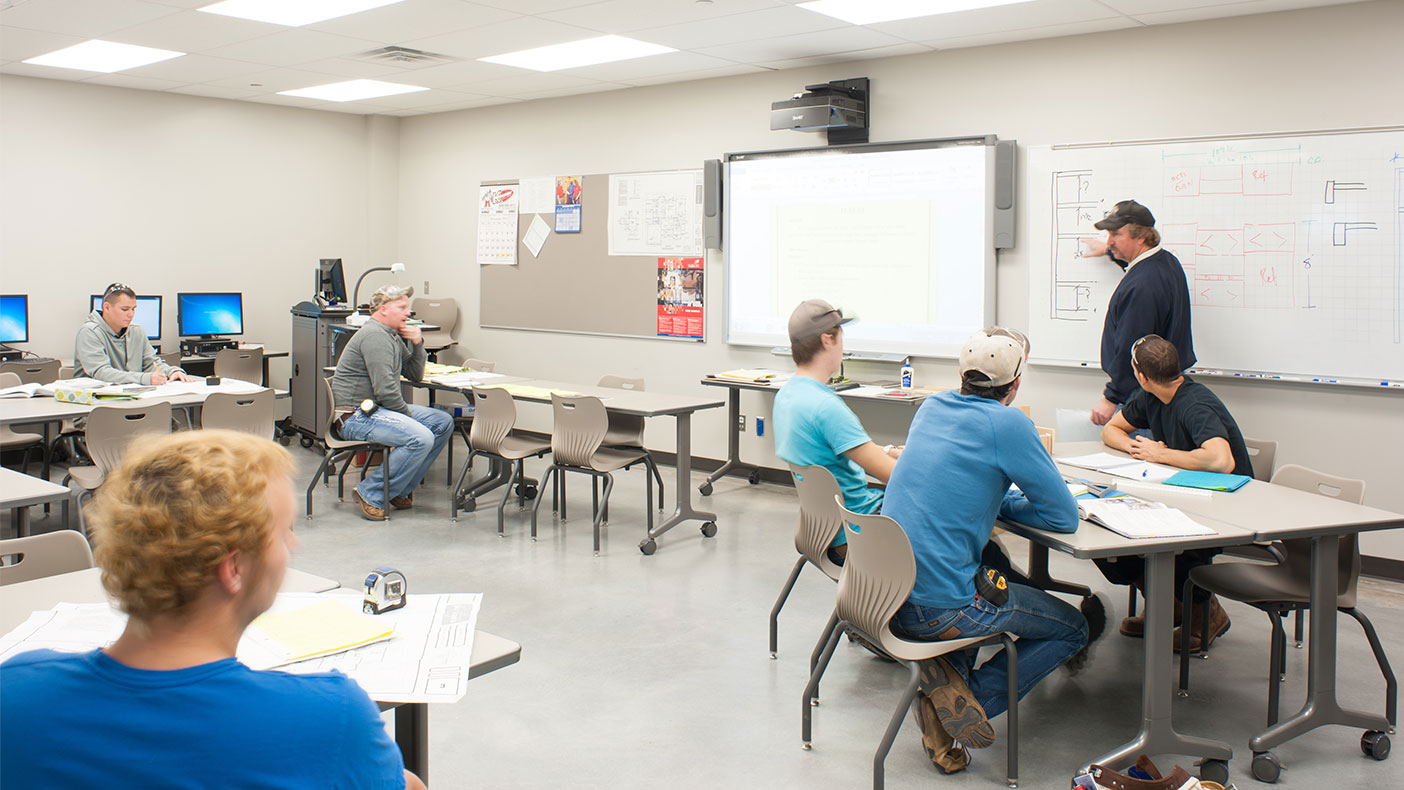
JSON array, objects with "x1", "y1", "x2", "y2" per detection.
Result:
[
  {"x1": 405, "y1": 15, "x2": 603, "y2": 61},
  {"x1": 465, "y1": 0, "x2": 606, "y2": 14},
  {"x1": 244, "y1": 92, "x2": 332, "y2": 109},
  {"x1": 866, "y1": 0, "x2": 1123, "y2": 42},
  {"x1": 379, "y1": 57, "x2": 520, "y2": 87},
  {"x1": 509, "y1": 80, "x2": 629, "y2": 101},
  {"x1": 541, "y1": 0, "x2": 781, "y2": 34},
  {"x1": 166, "y1": 82, "x2": 262, "y2": 99},
  {"x1": 562, "y1": 49, "x2": 738, "y2": 82},
  {"x1": 756, "y1": 40, "x2": 931, "y2": 70},
  {"x1": 295, "y1": 55, "x2": 412, "y2": 80},
  {"x1": 379, "y1": 108, "x2": 427, "y2": 116},
  {"x1": 1128, "y1": 0, "x2": 1357, "y2": 25},
  {"x1": 0, "y1": 60, "x2": 81, "y2": 78},
  {"x1": 203, "y1": 27, "x2": 380, "y2": 68},
  {"x1": 84, "y1": 71, "x2": 188, "y2": 90},
  {"x1": 143, "y1": 1, "x2": 211, "y2": 8},
  {"x1": 201, "y1": 66, "x2": 349, "y2": 92},
  {"x1": 353, "y1": 86, "x2": 487, "y2": 109},
  {"x1": 453, "y1": 70, "x2": 609, "y2": 97},
  {"x1": 0, "y1": 24, "x2": 84, "y2": 62},
  {"x1": 696, "y1": 25, "x2": 906, "y2": 63},
  {"x1": 924, "y1": 16, "x2": 1140, "y2": 49},
  {"x1": 306, "y1": 0, "x2": 519, "y2": 43},
  {"x1": 414, "y1": 94, "x2": 521, "y2": 113},
  {"x1": 124, "y1": 53, "x2": 262, "y2": 83},
  {"x1": 619, "y1": 62, "x2": 767, "y2": 86},
  {"x1": 0, "y1": 0, "x2": 178, "y2": 39},
  {"x1": 102, "y1": 8, "x2": 281, "y2": 53},
  {"x1": 633, "y1": 4, "x2": 845, "y2": 50}
]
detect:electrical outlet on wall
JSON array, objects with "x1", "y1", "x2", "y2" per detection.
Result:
[
  {"x1": 738, "y1": 414, "x2": 746, "y2": 431},
  {"x1": 423, "y1": 280, "x2": 430, "y2": 294}
]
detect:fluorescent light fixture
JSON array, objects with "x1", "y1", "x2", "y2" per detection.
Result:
[
  {"x1": 797, "y1": 0, "x2": 1034, "y2": 26},
  {"x1": 278, "y1": 79, "x2": 428, "y2": 102},
  {"x1": 199, "y1": 0, "x2": 407, "y2": 27},
  {"x1": 479, "y1": 35, "x2": 676, "y2": 72},
  {"x1": 22, "y1": 39, "x2": 185, "y2": 73}
]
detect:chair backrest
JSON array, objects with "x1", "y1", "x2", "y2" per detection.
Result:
[
  {"x1": 59, "y1": 365, "x2": 74, "y2": 379},
  {"x1": 835, "y1": 499, "x2": 921, "y2": 657},
  {"x1": 468, "y1": 386, "x2": 519, "y2": 455},
  {"x1": 158, "y1": 351, "x2": 182, "y2": 370},
  {"x1": 85, "y1": 400, "x2": 173, "y2": 473},
  {"x1": 598, "y1": 374, "x2": 644, "y2": 392},
  {"x1": 1, "y1": 359, "x2": 60, "y2": 385},
  {"x1": 1244, "y1": 437, "x2": 1277, "y2": 482},
  {"x1": 1270, "y1": 463, "x2": 1366, "y2": 604},
  {"x1": 412, "y1": 297, "x2": 458, "y2": 333},
  {"x1": 462, "y1": 358, "x2": 496, "y2": 372},
  {"x1": 214, "y1": 347, "x2": 263, "y2": 384},
  {"x1": 202, "y1": 389, "x2": 275, "y2": 437},
  {"x1": 0, "y1": 371, "x2": 18, "y2": 388},
  {"x1": 320, "y1": 377, "x2": 362, "y2": 450},
  {"x1": 788, "y1": 464, "x2": 845, "y2": 581},
  {"x1": 597, "y1": 375, "x2": 646, "y2": 440},
  {"x1": 0, "y1": 531, "x2": 96, "y2": 586},
  {"x1": 549, "y1": 394, "x2": 609, "y2": 467}
]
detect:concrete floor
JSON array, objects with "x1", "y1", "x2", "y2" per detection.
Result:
[{"x1": 15, "y1": 445, "x2": 1402, "y2": 789}]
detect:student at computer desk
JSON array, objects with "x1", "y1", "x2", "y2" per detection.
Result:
[
  {"x1": 75, "y1": 282, "x2": 189, "y2": 384},
  {"x1": 1096, "y1": 334, "x2": 1255, "y2": 652},
  {"x1": 0, "y1": 430, "x2": 425, "y2": 790}
]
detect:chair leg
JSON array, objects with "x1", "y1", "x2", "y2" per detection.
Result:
[
  {"x1": 1343, "y1": 607, "x2": 1398, "y2": 727},
  {"x1": 593, "y1": 473, "x2": 613, "y2": 556},
  {"x1": 873, "y1": 660, "x2": 924, "y2": 790},
  {"x1": 1127, "y1": 584, "x2": 1138, "y2": 619},
  {"x1": 497, "y1": 461, "x2": 520, "y2": 537},
  {"x1": 306, "y1": 452, "x2": 334, "y2": 518},
  {"x1": 769, "y1": 558, "x2": 808, "y2": 659},
  {"x1": 1268, "y1": 609, "x2": 1286, "y2": 726},
  {"x1": 803, "y1": 621, "x2": 844, "y2": 747},
  {"x1": 381, "y1": 446, "x2": 390, "y2": 521},
  {"x1": 645, "y1": 452, "x2": 665, "y2": 511},
  {"x1": 1294, "y1": 608, "x2": 1305, "y2": 648},
  {"x1": 592, "y1": 476, "x2": 599, "y2": 522},
  {"x1": 530, "y1": 465, "x2": 558, "y2": 542},
  {"x1": 1002, "y1": 633, "x2": 1020, "y2": 788},
  {"x1": 644, "y1": 464, "x2": 653, "y2": 536},
  {"x1": 808, "y1": 610, "x2": 841, "y2": 708}
]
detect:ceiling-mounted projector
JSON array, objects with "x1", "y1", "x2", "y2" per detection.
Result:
[{"x1": 770, "y1": 78, "x2": 868, "y2": 145}]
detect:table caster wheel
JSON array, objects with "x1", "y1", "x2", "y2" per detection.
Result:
[
  {"x1": 638, "y1": 538, "x2": 657, "y2": 555},
  {"x1": 1362, "y1": 730, "x2": 1391, "y2": 761},
  {"x1": 516, "y1": 483, "x2": 538, "y2": 499},
  {"x1": 1251, "y1": 751, "x2": 1282, "y2": 783},
  {"x1": 698, "y1": 482, "x2": 713, "y2": 496},
  {"x1": 457, "y1": 496, "x2": 477, "y2": 513},
  {"x1": 1197, "y1": 758, "x2": 1229, "y2": 786},
  {"x1": 748, "y1": 469, "x2": 762, "y2": 485},
  {"x1": 700, "y1": 521, "x2": 718, "y2": 538},
  {"x1": 300, "y1": 436, "x2": 314, "y2": 448},
  {"x1": 278, "y1": 435, "x2": 292, "y2": 446}
]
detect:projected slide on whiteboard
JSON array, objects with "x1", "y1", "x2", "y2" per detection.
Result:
[{"x1": 726, "y1": 140, "x2": 996, "y2": 358}]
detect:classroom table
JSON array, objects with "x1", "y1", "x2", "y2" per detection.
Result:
[
  {"x1": 697, "y1": 376, "x2": 930, "y2": 496},
  {"x1": 0, "y1": 566, "x2": 523, "y2": 783},
  {"x1": 0, "y1": 467, "x2": 71, "y2": 537},
  {"x1": 422, "y1": 376, "x2": 724, "y2": 554},
  {"x1": 1049, "y1": 441, "x2": 1404, "y2": 777}
]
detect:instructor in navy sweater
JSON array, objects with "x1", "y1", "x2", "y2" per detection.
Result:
[{"x1": 1082, "y1": 200, "x2": 1195, "y2": 426}]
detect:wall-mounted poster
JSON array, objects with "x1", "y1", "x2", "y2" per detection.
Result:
[{"x1": 656, "y1": 256, "x2": 704, "y2": 339}]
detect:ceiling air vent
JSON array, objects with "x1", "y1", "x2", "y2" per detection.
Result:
[{"x1": 355, "y1": 46, "x2": 457, "y2": 69}]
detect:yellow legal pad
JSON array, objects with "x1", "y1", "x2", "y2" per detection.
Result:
[{"x1": 247, "y1": 599, "x2": 395, "y2": 666}]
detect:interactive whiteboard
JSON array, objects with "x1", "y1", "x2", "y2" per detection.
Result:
[{"x1": 1026, "y1": 128, "x2": 1404, "y2": 389}]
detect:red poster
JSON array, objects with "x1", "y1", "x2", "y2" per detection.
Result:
[{"x1": 656, "y1": 256, "x2": 704, "y2": 339}]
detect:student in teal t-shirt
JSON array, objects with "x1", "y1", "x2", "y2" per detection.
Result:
[{"x1": 772, "y1": 299, "x2": 901, "y2": 564}]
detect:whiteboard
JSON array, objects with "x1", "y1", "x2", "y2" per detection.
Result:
[
  {"x1": 726, "y1": 138, "x2": 996, "y2": 359},
  {"x1": 1025, "y1": 129, "x2": 1404, "y2": 389}
]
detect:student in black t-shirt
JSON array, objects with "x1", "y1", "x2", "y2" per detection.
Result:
[{"x1": 1094, "y1": 334, "x2": 1252, "y2": 652}]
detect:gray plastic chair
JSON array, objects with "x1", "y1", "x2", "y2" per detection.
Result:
[
  {"x1": 305, "y1": 377, "x2": 391, "y2": 520},
  {"x1": 455, "y1": 386, "x2": 550, "y2": 534},
  {"x1": 804, "y1": 499, "x2": 1019, "y2": 790},
  {"x1": 214, "y1": 347, "x2": 263, "y2": 385},
  {"x1": 530, "y1": 394, "x2": 652, "y2": 555},
  {"x1": 1182, "y1": 465, "x2": 1395, "y2": 730},
  {"x1": 1244, "y1": 437, "x2": 1277, "y2": 482},
  {"x1": 443, "y1": 358, "x2": 495, "y2": 486},
  {"x1": 0, "y1": 372, "x2": 43, "y2": 474},
  {"x1": 0, "y1": 359, "x2": 60, "y2": 384},
  {"x1": 770, "y1": 464, "x2": 845, "y2": 666},
  {"x1": 0, "y1": 531, "x2": 96, "y2": 586},
  {"x1": 201, "y1": 389, "x2": 275, "y2": 437},
  {"x1": 158, "y1": 351, "x2": 183, "y2": 370},
  {"x1": 61, "y1": 400, "x2": 173, "y2": 535},
  {"x1": 411, "y1": 297, "x2": 458, "y2": 361},
  {"x1": 597, "y1": 375, "x2": 665, "y2": 511}
]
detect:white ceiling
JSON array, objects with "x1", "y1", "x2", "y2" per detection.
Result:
[{"x1": 0, "y1": 0, "x2": 1362, "y2": 116}]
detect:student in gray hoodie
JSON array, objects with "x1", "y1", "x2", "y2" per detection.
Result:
[{"x1": 74, "y1": 283, "x2": 189, "y2": 385}]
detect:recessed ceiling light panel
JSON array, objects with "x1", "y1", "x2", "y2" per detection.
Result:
[
  {"x1": 22, "y1": 40, "x2": 186, "y2": 73},
  {"x1": 797, "y1": 0, "x2": 1034, "y2": 26},
  {"x1": 479, "y1": 35, "x2": 676, "y2": 73},
  {"x1": 199, "y1": 0, "x2": 408, "y2": 27},
  {"x1": 278, "y1": 79, "x2": 428, "y2": 102}
]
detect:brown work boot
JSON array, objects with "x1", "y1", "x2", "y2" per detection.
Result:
[
  {"x1": 390, "y1": 494, "x2": 414, "y2": 510},
  {"x1": 1120, "y1": 597, "x2": 1182, "y2": 638},
  {"x1": 911, "y1": 693, "x2": 970, "y2": 774},
  {"x1": 920, "y1": 656, "x2": 997, "y2": 749},
  {"x1": 1174, "y1": 595, "x2": 1231, "y2": 653},
  {"x1": 353, "y1": 490, "x2": 386, "y2": 522}
]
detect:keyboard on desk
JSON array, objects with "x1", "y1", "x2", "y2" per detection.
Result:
[{"x1": 7, "y1": 356, "x2": 58, "y2": 366}]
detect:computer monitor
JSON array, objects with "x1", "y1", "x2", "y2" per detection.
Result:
[
  {"x1": 177, "y1": 292, "x2": 244, "y2": 338},
  {"x1": 90, "y1": 294, "x2": 163, "y2": 340},
  {"x1": 317, "y1": 258, "x2": 348, "y2": 305},
  {"x1": 0, "y1": 295, "x2": 28, "y2": 344}
]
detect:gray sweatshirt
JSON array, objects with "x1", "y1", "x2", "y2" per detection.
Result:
[
  {"x1": 73, "y1": 309, "x2": 180, "y2": 385},
  {"x1": 332, "y1": 318, "x2": 426, "y2": 415}
]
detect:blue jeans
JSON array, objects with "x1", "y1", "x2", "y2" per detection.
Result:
[
  {"x1": 338, "y1": 404, "x2": 453, "y2": 509},
  {"x1": 893, "y1": 584, "x2": 1087, "y2": 719}
]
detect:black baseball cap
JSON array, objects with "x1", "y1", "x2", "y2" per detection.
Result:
[{"x1": 1093, "y1": 200, "x2": 1155, "y2": 230}]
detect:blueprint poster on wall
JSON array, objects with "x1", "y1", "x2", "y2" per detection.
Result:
[
  {"x1": 657, "y1": 256, "x2": 704, "y2": 339},
  {"x1": 477, "y1": 185, "x2": 518, "y2": 265},
  {"x1": 609, "y1": 170, "x2": 704, "y2": 256}
]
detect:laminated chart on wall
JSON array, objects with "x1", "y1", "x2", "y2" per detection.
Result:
[
  {"x1": 477, "y1": 184, "x2": 518, "y2": 265},
  {"x1": 608, "y1": 170, "x2": 704, "y2": 256},
  {"x1": 1026, "y1": 129, "x2": 1404, "y2": 387}
]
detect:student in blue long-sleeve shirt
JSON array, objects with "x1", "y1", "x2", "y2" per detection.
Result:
[{"x1": 882, "y1": 329, "x2": 1088, "y2": 773}]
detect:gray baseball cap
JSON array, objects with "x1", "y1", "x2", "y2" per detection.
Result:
[
  {"x1": 368, "y1": 284, "x2": 414, "y2": 311},
  {"x1": 787, "y1": 299, "x2": 855, "y2": 344},
  {"x1": 959, "y1": 330, "x2": 1025, "y2": 387}
]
